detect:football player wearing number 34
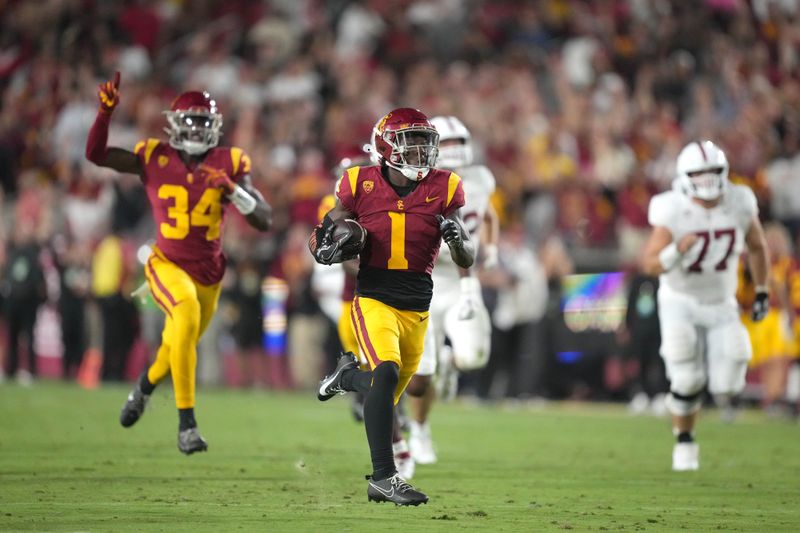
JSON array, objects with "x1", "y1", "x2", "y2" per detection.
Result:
[
  {"x1": 641, "y1": 140, "x2": 769, "y2": 472},
  {"x1": 309, "y1": 108, "x2": 474, "y2": 506},
  {"x1": 85, "y1": 71, "x2": 272, "y2": 455}
]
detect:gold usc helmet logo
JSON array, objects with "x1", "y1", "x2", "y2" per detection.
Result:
[{"x1": 376, "y1": 112, "x2": 391, "y2": 132}]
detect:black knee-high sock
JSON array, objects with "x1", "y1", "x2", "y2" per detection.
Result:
[
  {"x1": 179, "y1": 408, "x2": 196, "y2": 431},
  {"x1": 138, "y1": 371, "x2": 156, "y2": 395},
  {"x1": 342, "y1": 367, "x2": 373, "y2": 396},
  {"x1": 364, "y1": 362, "x2": 399, "y2": 481}
]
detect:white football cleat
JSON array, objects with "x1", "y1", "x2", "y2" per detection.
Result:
[
  {"x1": 409, "y1": 421, "x2": 438, "y2": 465},
  {"x1": 393, "y1": 439, "x2": 415, "y2": 480},
  {"x1": 672, "y1": 442, "x2": 699, "y2": 471},
  {"x1": 628, "y1": 392, "x2": 650, "y2": 415}
]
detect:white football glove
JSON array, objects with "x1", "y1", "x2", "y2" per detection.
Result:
[{"x1": 446, "y1": 277, "x2": 491, "y2": 371}]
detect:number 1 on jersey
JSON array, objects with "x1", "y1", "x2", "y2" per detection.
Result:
[{"x1": 387, "y1": 212, "x2": 409, "y2": 269}]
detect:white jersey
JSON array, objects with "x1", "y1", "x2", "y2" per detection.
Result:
[
  {"x1": 432, "y1": 164, "x2": 496, "y2": 284},
  {"x1": 648, "y1": 183, "x2": 757, "y2": 304},
  {"x1": 311, "y1": 262, "x2": 345, "y2": 324},
  {"x1": 419, "y1": 164, "x2": 496, "y2": 376}
]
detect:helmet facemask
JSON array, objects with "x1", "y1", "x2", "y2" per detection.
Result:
[
  {"x1": 685, "y1": 166, "x2": 727, "y2": 201},
  {"x1": 437, "y1": 139, "x2": 473, "y2": 169},
  {"x1": 375, "y1": 127, "x2": 439, "y2": 181},
  {"x1": 164, "y1": 110, "x2": 222, "y2": 155},
  {"x1": 430, "y1": 115, "x2": 473, "y2": 169}
]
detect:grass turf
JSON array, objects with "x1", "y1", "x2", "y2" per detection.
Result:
[{"x1": 1, "y1": 381, "x2": 798, "y2": 532}]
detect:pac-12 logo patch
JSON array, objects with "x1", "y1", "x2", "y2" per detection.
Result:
[
  {"x1": 158, "y1": 155, "x2": 169, "y2": 168},
  {"x1": 363, "y1": 180, "x2": 374, "y2": 193}
]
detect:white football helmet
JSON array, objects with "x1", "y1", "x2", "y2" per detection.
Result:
[
  {"x1": 430, "y1": 115, "x2": 474, "y2": 169},
  {"x1": 676, "y1": 140, "x2": 729, "y2": 201}
]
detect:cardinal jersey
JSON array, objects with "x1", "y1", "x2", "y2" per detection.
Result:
[
  {"x1": 433, "y1": 164, "x2": 495, "y2": 281},
  {"x1": 648, "y1": 183, "x2": 757, "y2": 304},
  {"x1": 336, "y1": 165, "x2": 465, "y2": 311},
  {"x1": 134, "y1": 138, "x2": 250, "y2": 285}
]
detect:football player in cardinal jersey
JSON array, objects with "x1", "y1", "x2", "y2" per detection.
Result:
[
  {"x1": 641, "y1": 140, "x2": 769, "y2": 471},
  {"x1": 85, "y1": 72, "x2": 272, "y2": 455},
  {"x1": 311, "y1": 154, "x2": 416, "y2": 481},
  {"x1": 310, "y1": 108, "x2": 474, "y2": 506},
  {"x1": 404, "y1": 115, "x2": 499, "y2": 466}
]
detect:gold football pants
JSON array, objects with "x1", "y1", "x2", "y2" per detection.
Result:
[
  {"x1": 349, "y1": 296, "x2": 429, "y2": 404},
  {"x1": 144, "y1": 247, "x2": 221, "y2": 409}
]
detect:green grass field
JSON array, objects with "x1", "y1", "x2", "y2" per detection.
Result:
[{"x1": 1, "y1": 382, "x2": 798, "y2": 532}]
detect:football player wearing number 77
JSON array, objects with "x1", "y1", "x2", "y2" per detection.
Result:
[
  {"x1": 85, "y1": 71, "x2": 272, "y2": 454},
  {"x1": 641, "y1": 140, "x2": 769, "y2": 471},
  {"x1": 309, "y1": 108, "x2": 474, "y2": 506}
]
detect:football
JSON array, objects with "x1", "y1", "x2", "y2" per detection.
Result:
[{"x1": 331, "y1": 218, "x2": 367, "y2": 259}]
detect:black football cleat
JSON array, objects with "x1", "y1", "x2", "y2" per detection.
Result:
[
  {"x1": 178, "y1": 427, "x2": 208, "y2": 455},
  {"x1": 120, "y1": 382, "x2": 150, "y2": 428},
  {"x1": 367, "y1": 474, "x2": 429, "y2": 506},
  {"x1": 317, "y1": 352, "x2": 358, "y2": 401}
]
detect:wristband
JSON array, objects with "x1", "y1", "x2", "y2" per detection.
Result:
[
  {"x1": 658, "y1": 242, "x2": 682, "y2": 271},
  {"x1": 228, "y1": 185, "x2": 257, "y2": 215},
  {"x1": 755, "y1": 285, "x2": 769, "y2": 294}
]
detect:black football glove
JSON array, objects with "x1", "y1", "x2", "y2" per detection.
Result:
[
  {"x1": 309, "y1": 216, "x2": 338, "y2": 265},
  {"x1": 436, "y1": 214, "x2": 463, "y2": 248},
  {"x1": 752, "y1": 290, "x2": 769, "y2": 322}
]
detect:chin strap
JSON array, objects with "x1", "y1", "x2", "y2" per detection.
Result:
[{"x1": 385, "y1": 161, "x2": 430, "y2": 181}]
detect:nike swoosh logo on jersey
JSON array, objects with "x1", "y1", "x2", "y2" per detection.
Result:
[
  {"x1": 369, "y1": 481, "x2": 394, "y2": 498},
  {"x1": 425, "y1": 196, "x2": 439, "y2": 203}
]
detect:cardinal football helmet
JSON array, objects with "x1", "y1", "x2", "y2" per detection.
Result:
[
  {"x1": 164, "y1": 91, "x2": 223, "y2": 155},
  {"x1": 676, "y1": 140, "x2": 729, "y2": 201},
  {"x1": 430, "y1": 115, "x2": 473, "y2": 169},
  {"x1": 371, "y1": 108, "x2": 439, "y2": 181}
]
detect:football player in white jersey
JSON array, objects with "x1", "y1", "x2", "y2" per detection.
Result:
[
  {"x1": 404, "y1": 116, "x2": 499, "y2": 465},
  {"x1": 641, "y1": 140, "x2": 769, "y2": 471}
]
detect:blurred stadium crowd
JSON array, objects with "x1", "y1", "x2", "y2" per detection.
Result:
[{"x1": 1, "y1": 0, "x2": 799, "y2": 412}]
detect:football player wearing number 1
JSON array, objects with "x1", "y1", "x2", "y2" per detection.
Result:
[
  {"x1": 85, "y1": 72, "x2": 272, "y2": 454},
  {"x1": 641, "y1": 140, "x2": 768, "y2": 471},
  {"x1": 310, "y1": 108, "x2": 474, "y2": 506}
]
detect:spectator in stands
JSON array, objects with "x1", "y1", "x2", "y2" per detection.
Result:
[{"x1": 1, "y1": 217, "x2": 45, "y2": 385}]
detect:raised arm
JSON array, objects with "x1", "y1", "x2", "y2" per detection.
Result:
[{"x1": 85, "y1": 71, "x2": 142, "y2": 175}]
